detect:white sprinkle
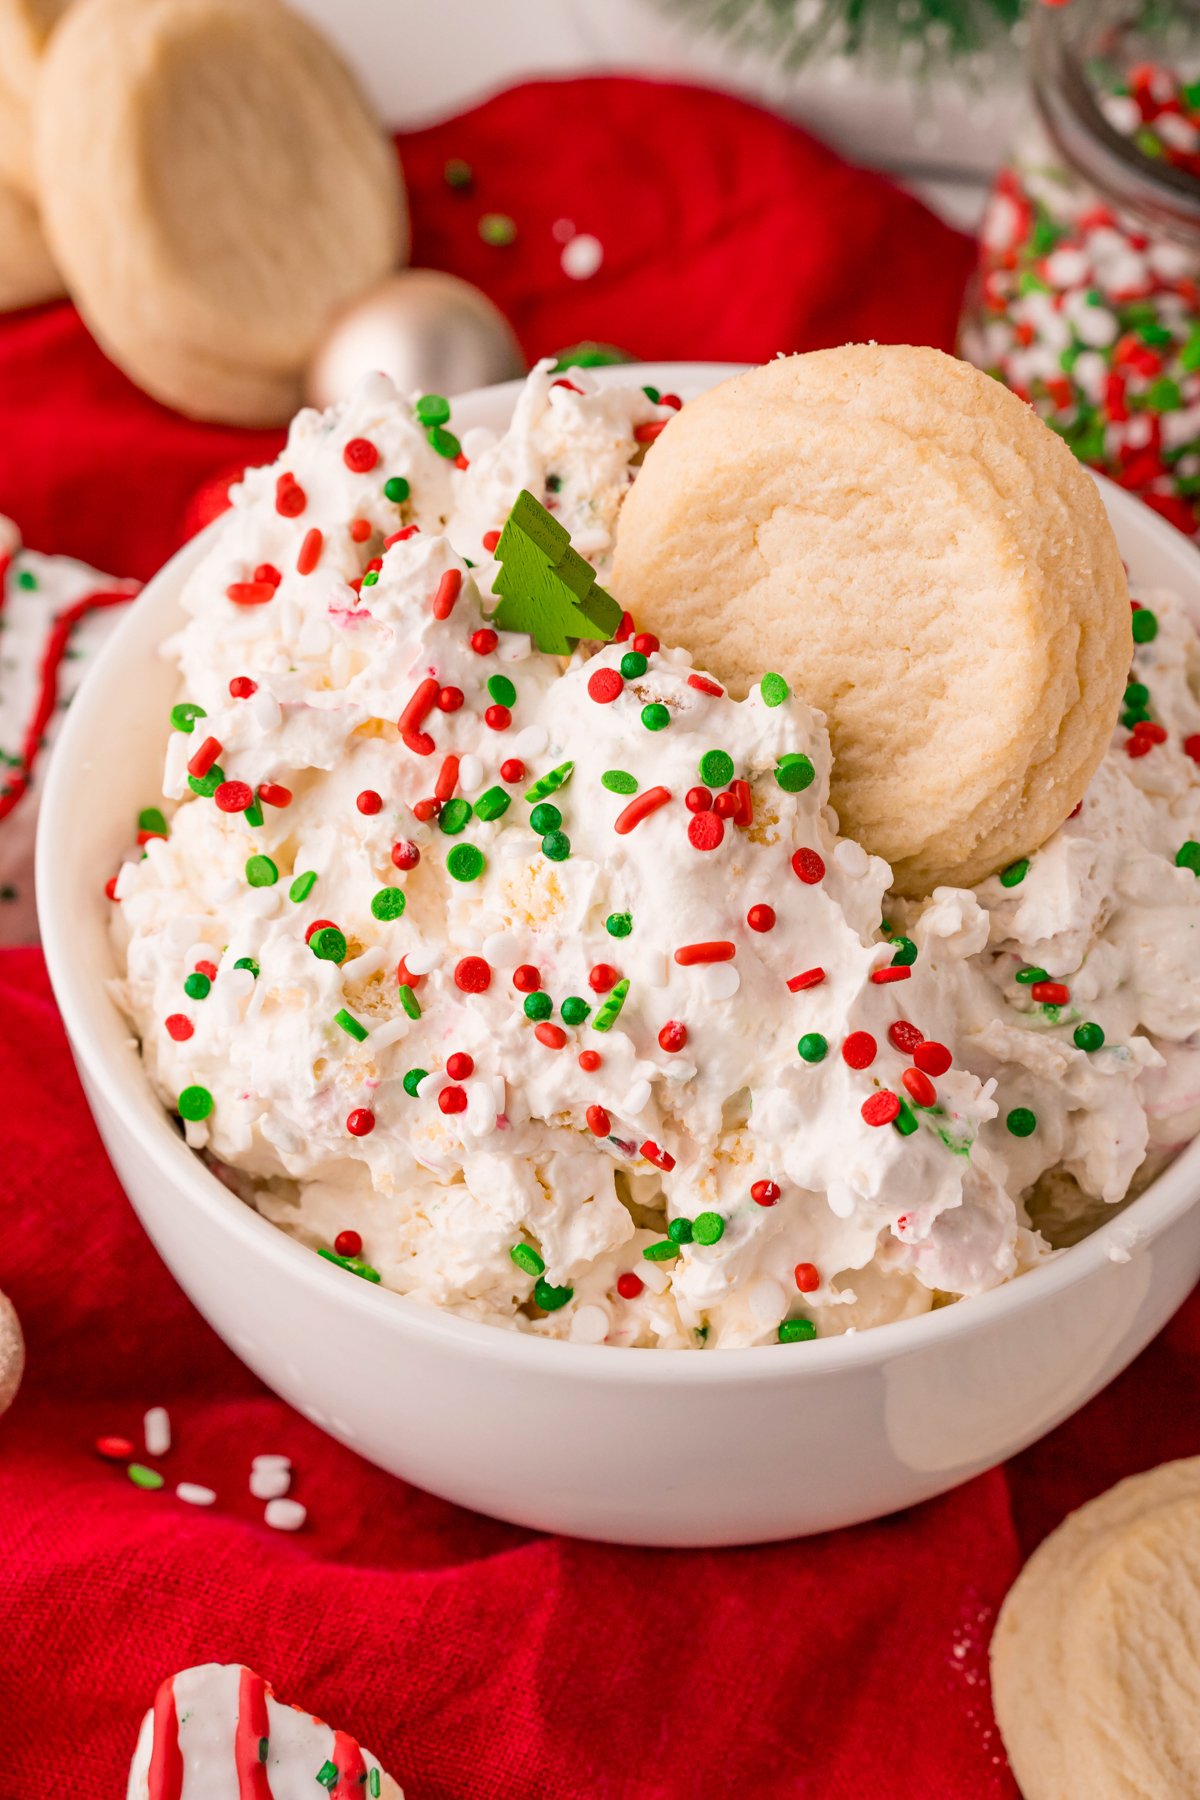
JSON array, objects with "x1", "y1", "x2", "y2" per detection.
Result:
[
  {"x1": 700, "y1": 962, "x2": 740, "y2": 1002},
  {"x1": 251, "y1": 1453, "x2": 291, "y2": 1471},
  {"x1": 176, "y1": 1482, "x2": 216, "y2": 1507},
  {"x1": 826, "y1": 1180, "x2": 857, "y2": 1220},
  {"x1": 569, "y1": 1303, "x2": 610, "y2": 1342},
  {"x1": 561, "y1": 233, "x2": 603, "y2": 281},
  {"x1": 457, "y1": 753, "x2": 484, "y2": 794},
  {"x1": 144, "y1": 1406, "x2": 171, "y2": 1458},
  {"x1": 264, "y1": 1498, "x2": 306, "y2": 1532},
  {"x1": 183, "y1": 1119, "x2": 209, "y2": 1150},
  {"x1": 622, "y1": 1078, "x2": 652, "y2": 1116},
  {"x1": 416, "y1": 1070, "x2": 448, "y2": 1100},
  {"x1": 661, "y1": 1058, "x2": 697, "y2": 1081},
  {"x1": 185, "y1": 941, "x2": 215, "y2": 970},
  {"x1": 403, "y1": 942, "x2": 439, "y2": 975},
  {"x1": 250, "y1": 688, "x2": 282, "y2": 732},
  {"x1": 638, "y1": 1258, "x2": 670, "y2": 1295},
  {"x1": 495, "y1": 631, "x2": 533, "y2": 663},
  {"x1": 748, "y1": 1277, "x2": 787, "y2": 1324},
  {"x1": 342, "y1": 945, "x2": 388, "y2": 981},
  {"x1": 369, "y1": 1016, "x2": 410, "y2": 1050},
  {"x1": 833, "y1": 839, "x2": 869, "y2": 878},
  {"x1": 509, "y1": 724, "x2": 548, "y2": 760},
  {"x1": 250, "y1": 1463, "x2": 292, "y2": 1500},
  {"x1": 482, "y1": 931, "x2": 517, "y2": 966}
]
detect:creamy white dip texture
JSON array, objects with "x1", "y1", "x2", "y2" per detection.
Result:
[{"x1": 110, "y1": 364, "x2": 1200, "y2": 1348}]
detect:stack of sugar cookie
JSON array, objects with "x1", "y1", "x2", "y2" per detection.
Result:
[{"x1": 1, "y1": 0, "x2": 406, "y2": 423}]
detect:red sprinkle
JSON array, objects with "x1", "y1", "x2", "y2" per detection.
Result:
[
  {"x1": 395, "y1": 958, "x2": 422, "y2": 989},
  {"x1": 674, "y1": 941, "x2": 735, "y2": 966},
  {"x1": 617, "y1": 1272, "x2": 644, "y2": 1299},
  {"x1": 95, "y1": 1436, "x2": 135, "y2": 1461},
  {"x1": 791, "y1": 848, "x2": 826, "y2": 884},
  {"x1": 747, "y1": 904, "x2": 776, "y2": 933},
  {"x1": 842, "y1": 1031, "x2": 877, "y2": 1070},
  {"x1": 194, "y1": 960, "x2": 218, "y2": 982},
  {"x1": 588, "y1": 964, "x2": 619, "y2": 993},
  {"x1": 913, "y1": 1040, "x2": 952, "y2": 1077},
  {"x1": 634, "y1": 420, "x2": 667, "y2": 443},
  {"x1": 1133, "y1": 720, "x2": 1168, "y2": 744},
  {"x1": 751, "y1": 1180, "x2": 780, "y2": 1207},
  {"x1": 229, "y1": 676, "x2": 257, "y2": 699},
  {"x1": 391, "y1": 840, "x2": 420, "y2": 871},
  {"x1": 187, "y1": 736, "x2": 222, "y2": 779},
  {"x1": 346, "y1": 1108, "x2": 376, "y2": 1136},
  {"x1": 861, "y1": 1091, "x2": 901, "y2": 1128},
  {"x1": 640, "y1": 1139, "x2": 676, "y2": 1172},
  {"x1": 614, "y1": 610, "x2": 635, "y2": 643},
  {"x1": 588, "y1": 667, "x2": 623, "y2": 704},
  {"x1": 455, "y1": 956, "x2": 492, "y2": 993},
  {"x1": 685, "y1": 786, "x2": 712, "y2": 813},
  {"x1": 398, "y1": 676, "x2": 439, "y2": 739},
  {"x1": 356, "y1": 789, "x2": 383, "y2": 815},
  {"x1": 500, "y1": 758, "x2": 525, "y2": 783},
  {"x1": 713, "y1": 791, "x2": 738, "y2": 819},
  {"x1": 730, "y1": 780, "x2": 753, "y2": 828},
  {"x1": 385, "y1": 526, "x2": 419, "y2": 548},
  {"x1": 586, "y1": 1105, "x2": 611, "y2": 1137},
  {"x1": 446, "y1": 1051, "x2": 474, "y2": 1080},
  {"x1": 614, "y1": 786, "x2": 671, "y2": 834},
  {"x1": 1184, "y1": 734, "x2": 1200, "y2": 763},
  {"x1": 258, "y1": 783, "x2": 292, "y2": 808},
  {"x1": 226, "y1": 581, "x2": 277, "y2": 607},
  {"x1": 688, "y1": 812, "x2": 725, "y2": 852},
  {"x1": 165, "y1": 1014, "x2": 193, "y2": 1042},
  {"x1": 870, "y1": 966, "x2": 911, "y2": 986},
  {"x1": 786, "y1": 968, "x2": 825, "y2": 992},
  {"x1": 104, "y1": 876, "x2": 119, "y2": 901},
  {"x1": 412, "y1": 797, "x2": 440, "y2": 822},
  {"x1": 275, "y1": 473, "x2": 306, "y2": 517},
  {"x1": 344, "y1": 437, "x2": 379, "y2": 473},
  {"x1": 794, "y1": 1262, "x2": 820, "y2": 1293},
  {"x1": 296, "y1": 527, "x2": 323, "y2": 574},
  {"x1": 513, "y1": 965, "x2": 541, "y2": 992},
  {"x1": 349, "y1": 518, "x2": 371, "y2": 544},
  {"x1": 687, "y1": 673, "x2": 724, "y2": 697},
  {"x1": 471, "y1": 628, "x2": 498, "y2": 655},
  {"x1": 1127, "y1": 736, "x2": 1154, "y2": 760},
  {"x1": 434, "y1": 756, "x2": 460, "y2": 803},
  {"x1": 535, "y1": 1022, "x2": 568, "y2": 1050},
  {"x1": 438, "y1": 1086, "x2": 467, "y2": 1114},
  {"x1": 432, "y1": 569, "x2": 463, "y2": 620},
  {"x1": 658, "y1": 1020, "x2": 688, "y2": 1053},
  {"x1": 632, "y1": 632, "x2": 660, "y2": 655},
  {"x1": 888, "y1": 1020, "x2": 924, "y2": 1055},
  {"x1": 484, "y1": 705, "x2": 512, "y2": 731},
  {"x1": 436, "y1": 686, "x2": 464, "y2": 712},
  {"x1": 1031, "y1": 980, "x2": 1070, "y2": 1005},
  {"x1": 578, "y1": 1049, "x2": 602, "y2": 1073},
  {"x1": 903, "y1": 1067, "x2": 937, "y2": 1109},
  {"x1": 214, "y1": 780, "x2": 254, "y2": 814},
  {"x1": 334, "y1": 1229, "x2": 363, "y2": 1259},
  {"x1": 482, "y1": 529, "x2": 501, "y2": 553}
]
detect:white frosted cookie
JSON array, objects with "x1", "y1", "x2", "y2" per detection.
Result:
[
  {"x1": 35, "y1": 0, "x2": 407, "y2": 424},
  {"x1": 991, "y1": 1458, "x2": 1200, "y2": 1800},
  {"x1": 128, "y1": 1663, "x2": 405, "y2": 1798},
  {"x1": 0, "y1": 173, "x2": 63, "y2": 307},
  {"x1": 611, "y1": 345, "x2": 1130, "y2": 897},
  {"x1": 0, "y1": 1289, "x2": 23, "y2": 1415}
]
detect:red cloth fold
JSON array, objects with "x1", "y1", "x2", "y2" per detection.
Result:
[{"x1": 3, "y1": 73, "x2": 1171, "y2": 1799}]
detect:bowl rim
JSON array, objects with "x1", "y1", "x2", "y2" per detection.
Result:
[{"x1": 36, "y1": 357, "x2": 1200, "y2": 1384}]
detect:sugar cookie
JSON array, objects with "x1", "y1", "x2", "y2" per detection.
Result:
[
  {"x1": 0, "y1": 1289, "x2": 23, "y2": 1415},
  {"x1": 127, "y1": 1663, "x2": 405, "y2": 1798},
  {"x1": 35, "y1": 0, "x2": 407, "y2": 424},
  {"x1": 0, "y1": 0, "x2": 73, "y2": 193},
  {"x1": 0, "y1": 173, "x2": 64, "y2": 307},
  {"x1": 611, "y1": 345, "x2": 1130, "y2": 896},
  {"x1": 991, "y1": 1457, "x2": 1200, "y2": 1800}
]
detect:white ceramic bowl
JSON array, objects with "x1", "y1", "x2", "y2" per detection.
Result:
[{"x1": 37, "y1": 362, "x2": 1200, "y2": 1546}]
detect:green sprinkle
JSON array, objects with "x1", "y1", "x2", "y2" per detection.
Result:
[
  {"x1": 1132, "y1": 608, "x2": 1158, "y2": 644},
  {"x1": 1176, "y1": 841, "x2": 1200, "y2": 875},
  {"x1": 642, "y1": 385, "x2": 661, "y2": 403},
  {"x1": 403, "y1": 1068, "x2": 427, "y2": 1097},
  {"x1": 774, "y1": 753, "x2": 815, "y2": 794},
  {"x1": 426, "y1": 425, "x2": 461, "y2": 460},
  {"x1": 178, "y1": 1085, "x2": 213, "y2": 1122},
  {"x1": 541, "y1": 830, "x2": 571, "y2": 861},
  {"x1": 15, "y1": 568, "x2": 36, "y2": 590},
  {"x1": 474, "y1": 785, "x2": 511, "y2": 822},
  {"x1": 316, "y1": 1762, "x2": 339, "y2": 1789},
  {"x1": 698, "y1": 749, "x2": 734, "y2": 787},
  {"x1": 446, "y1": 844, "x2": 485, "y2": 882},
  {"x1": 667, "y1": 1217, "x2": 693, "y2": 1245},
  {"x1": 524, "y1": 991, "x2": 553, "y2": 1022},
  {"x1": 601, "y1": 769, "x2": 638, "y2": 795},
  {"x1": 245, "y1": 855, "x2": 278, "y2": 888},
  {"x1": 371, "y1": 887, "x2": 406, "y2": 920},
  {"x1": 170, "y1": 702, "x2": 206, "y2": 733},
  {"x1": 444, "y1": 157, "x2": 472, "y2": 189},
  {"x1": 892, "y1": 1097, "x2": 919, "y2": 1137},
  {"x1": 524, "y1": 761, "x2": 574, "y2": 803},
  {"x1": 318, "y1": 1249, "x2": 381, "y2": 1283},
  {"x1": 798, "y1": 1033, "x2": 827, "y2": 1064},
  {"x1": 138, "y1": 806, "x2": 168, "y2": 835},
  {"x1": 533, "y1": 1277, "x2": 573, "y2": 1312},
  {"x1": 310, "y1": 926, "x2": 347, "y2": 964},
  {"x1": 778, "y1": 1319, "x2": 817, "y2": 1344},
  {"x1": 370, "y1": 1771, "x2": 382, "y2": 1798},
  {"x1": 643, "y1": 1240, "x2": 679, "y2": 1262},
  {"x1": 398, "y1": 985, "x2": 422, "y2": 1020},
  {"x1": 641, "y1": 703, "x2": 670, "y2": 732},
  {"x1": 127, "y1": 1463, "x2": 164, "y2": 1490},
  {"x1": 510, "y1": 1242, "x2": 545, "y2": 1277},
  {"x1": 1000, "y1": 859, "x2": 1029, "y2": 888},
  {"x1": 529, "y1": 802, "x2": 562, "y2": 834},
  {"x1": 384, "y1": 475, "x2": 410, "y2": 504},
  {"x1": 1144, "y1": 376, "x2": 1182, "y2": 413},
  {"x1": 560, "y1": 995, "x2": 591, "y2": 1026},
  {"x1": 243, "y1": 799, "x2": 264, "y2": 828},
  {"x1": 233, "y1": 957, "x2": 259, "y2": 978},
  {"x1": 1121, "y1": 708, "x2": 1151, "y2": 730},
  {"x1": 605, "y1": 912, "x2": 632, "y2": 939},
  {"x1": 1125, "y1": 681, "x2": 1150, "y2": 709},
  {"x1": 620, "y1": 651, "x2": 648, "y2": 679},
  {"x1": 1006, "y1": 1107, "x2": 1037, "y2": 1138},
  {"x1": 188, "y1": 765, "x2": 223, "y2": 798},
  {"x1": 890, "y1": 936, "x2": 918, "y2": 967},
  {"x1": 1182, "y1": 322, "x2": 1200, "y2": 374},
  {"x1": 183, "y1": 971, "x2": 211, "y2": 1001},
  {"x1": 479, "y1": 212, "x2": 516, "y2": 246},
  {"x1": 335, "y1": 1008, "x2": 368, "y2": 1043},
  {"x1": 362, "y1": 570, "x2": 379, "y2": 588},
  {"x1": 760, "y1": 672, "x2": 789, "y2": 707},
  {"x1": 439, "y1": 797, "x2": 473, "y2": 835},
  {"x1": 1015, "y1": 966, "x2": 1048, "y2": 985},
  {"x1": 258, "y1": 1738, "x2": 268, "y2": 1764},
  {"x1": 1074, "y1": 1022, "x2": 1105, "y2": 1052},
  {"x1": 289, "y1": 870, "x2": 317, "y2": 903},
  {"x1": 693, "y1": 1211, "x2": 724, "y2": 1245},
  {"x1": 487, "y1": 673, "x2": 517, "y2": 707},
  {"x1": 592, "y1": 977, "x2": 629, "y2": 1032},
  {"x1": 415, "y1": 393, "x2": 451, "y2": 427}
]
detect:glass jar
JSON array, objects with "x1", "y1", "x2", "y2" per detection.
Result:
[{"x1": 960, "y1": 1, "x2": 1200, "y2": 535}]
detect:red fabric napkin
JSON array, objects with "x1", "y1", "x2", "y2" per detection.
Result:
[{"x1": 3, "y1": 73, "x2": 1177, "y2": 1799}]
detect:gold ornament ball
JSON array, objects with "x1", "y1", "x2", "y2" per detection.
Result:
[
  {"x1": 305, "y1": 269, "x2": 525, "y2": 409},
  {"x1": 0, "y1": 1289, "x2": 24, "y2": 1417}
]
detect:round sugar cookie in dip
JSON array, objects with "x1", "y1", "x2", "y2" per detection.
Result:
[
  {"x1": 611, "y1": 345, "x2": 1131, "y2": 897},
  {"x1": 991, "y1": 1458, "x2": 1200, "y2": 1800}
]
